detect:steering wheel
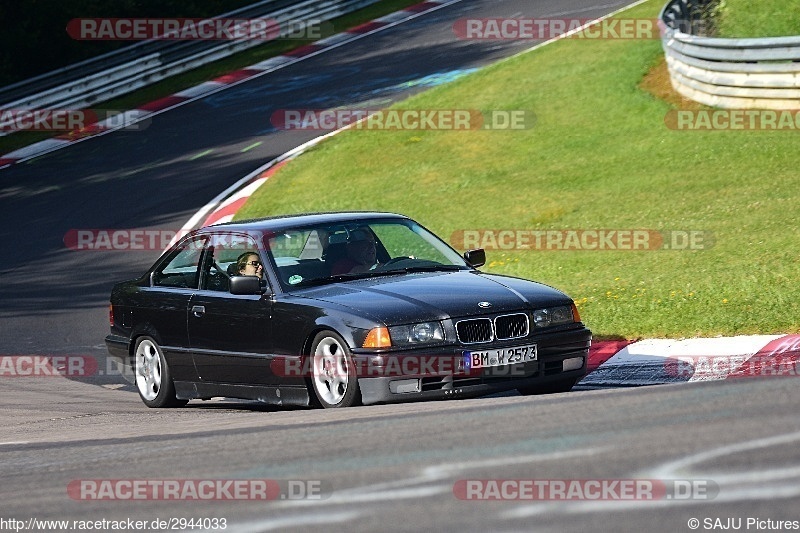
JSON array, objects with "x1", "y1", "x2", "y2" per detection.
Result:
[
  {"x1": 214, "y1": 261, "x2": 232, "y2": 279},
  {"x1": 380, "y1": 256, "x2": 413, "y2": 267}
]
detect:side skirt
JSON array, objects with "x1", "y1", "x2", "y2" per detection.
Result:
[{"x1": 174, "y1": 381, "x2": 310, "y2": 407}]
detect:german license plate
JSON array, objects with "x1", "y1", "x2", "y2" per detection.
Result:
[{"x1": 465, "y1": 344, "x2": 538, "y2": 369}]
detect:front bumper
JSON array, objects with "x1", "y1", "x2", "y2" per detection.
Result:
[{"x1": 354, "y1": 325, "x2": 591, "y2": 405}]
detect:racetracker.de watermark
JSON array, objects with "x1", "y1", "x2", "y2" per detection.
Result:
[
  {"x1": 665, "y1": 353, "x2": 800, "y2": 380},
  {"x1": 0, "y1": 108, "x2": 146, "y2": 132},
  {"x1": 0, "y1": 356, "x2": 98, "y2": 377},
  {"x1": 270, "y1": 109, "x2": 536, "y2": 131},
  {"x1": 452, "y1": 18, "x2": 668, "y2": 40},
  {"x1": 453, "y1": 478, "x2": 719, "y2": 501},
  {"x1": 270, "y1": 354, "x2": 531, "y2": 379},
  {"x1": 652, "y1": 336, "x2": 800, "y2": 383},
  {"x1": 67, "y1": 479, "x2": 331, "y2": 500},
  {"x1": 64, "y1": 229, "x2": 192, "y2": 251},
  {"x1": 450, "y1": 229, "x2": 713, "y2": 251},
  {"x1": 63, "y1": 229, "x2": 291, "y2": 251},
  {"x1": 66, "y1": 18, "x2": 330, "y2": 41},
  {"x1": 0, "y1": 109, "x2": 95, "y2": 132},
  {"x1": 666, "y1": 109, "x2": 800, "y2": 131}
]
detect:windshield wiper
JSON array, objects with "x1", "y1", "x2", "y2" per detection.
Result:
[
  {"x1": 377, "y1": 265, "x2": 466, "y2": 274},
  {"x1": 291, "y1": 272, "x2": 378, "y2": 288},
  {"x1": 291, "y1": 265, "x2": 466, "y2": 288}
]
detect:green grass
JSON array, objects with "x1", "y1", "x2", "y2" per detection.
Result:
[
  {"x1": 236, "y1": 0, "x2": 800, "y2": 339},
  {"x1": 0, "y1": 0, "x2": 423, "y2": 156},
  {"x1": 717, "y1": 0, "x2": 800, "y2": 37}
]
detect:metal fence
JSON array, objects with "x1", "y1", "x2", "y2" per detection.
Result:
[
  {"x1": 660, "y1": 0, "x2": 800, "y2": 109},
  {"x1": 0, "y1": 0, "x2": 380, "y2": 112}
]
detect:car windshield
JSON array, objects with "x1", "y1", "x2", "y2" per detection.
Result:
[{"x1": 266, "y1": 218, "x2": 470, "y2": 289}]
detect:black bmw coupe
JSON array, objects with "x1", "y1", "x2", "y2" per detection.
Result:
[{"x1": 105, "y1": 212, "x2": 591, "y2": 408}]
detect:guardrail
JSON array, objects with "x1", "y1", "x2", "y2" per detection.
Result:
[
  {"x1": 660, "y1": 0, "x2": 800, "y2": 109},
  {"x1": 0, "y1": 0, "x2": 380, "y2": 116}
]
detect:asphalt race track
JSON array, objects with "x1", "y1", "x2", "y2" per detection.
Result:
[{"x1": 2, "y1": 1, "x2": 799, "y2": 531}]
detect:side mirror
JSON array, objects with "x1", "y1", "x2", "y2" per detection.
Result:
[
  {"x1": 230, "y1": 275, "x2": 270, "y2": 295},
  {"x1": 463, "y1": 248, "x2": 486, "y2": 268}
]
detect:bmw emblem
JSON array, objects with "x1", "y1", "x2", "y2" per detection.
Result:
[{"x1": 478, "y1": 301, "x2": 492, "y2": 309}]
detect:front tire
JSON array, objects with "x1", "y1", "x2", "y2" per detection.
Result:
[
  {"x1": 309, "y1": 331, "x2": 361, "y2": 408},
  {"x1": 134, "y1": 336, "x2": 187, "y2": 408}
]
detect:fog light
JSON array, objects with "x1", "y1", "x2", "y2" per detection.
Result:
[
  {"x1": 389, "y1": 379, "x2": 421, "y2": 394},
  {"x1": 563, "y1": 357, "x2": 584, "y2": 372}
]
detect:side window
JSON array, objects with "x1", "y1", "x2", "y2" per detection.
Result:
[
  {"x1": 201, "y1": 233, "x2": 261, "y2": 292},
  {"x1": 152, "y1": 238, "x2": 206, "y2": 288}
]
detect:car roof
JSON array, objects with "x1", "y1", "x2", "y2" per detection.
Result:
[{"x1": 200, "y1": 211, "x2": 409, "y2": 234}]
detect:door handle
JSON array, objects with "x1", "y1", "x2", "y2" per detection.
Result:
[{"x1": 191, "y1": 305, "x2": 206, "y2": 317}]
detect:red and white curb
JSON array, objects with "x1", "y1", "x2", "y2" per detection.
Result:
[
  {"x1": 583, "y1": 334, "x2": 800, "y2": 387},
  {"x1": 201, "y1": 160, "x2": 289, "y2": 227},
  {"x1": 0, "y1": 0, "x2": 459, "y2": 170}
]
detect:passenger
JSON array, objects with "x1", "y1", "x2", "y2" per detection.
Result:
[
  {"x1": 331, "y1": 228, "x2": 379, "y2": 274},
  {"x1": 235, "y1": 252, "x2": 264, "y2": 279}
]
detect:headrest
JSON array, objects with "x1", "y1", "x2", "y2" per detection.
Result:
[{"x1": 350, "y1": 228, "x2": 374, "y2": 243}]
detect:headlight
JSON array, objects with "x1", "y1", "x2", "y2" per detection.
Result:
[
  {"x1": 533, "y1": 305, "x2": 574, "y2": 328},
  {"x1": 389, "y1": 322, "x2": 445, "y2": 346}
]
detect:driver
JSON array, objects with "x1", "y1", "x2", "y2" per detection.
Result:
[
  {"x1": 235, "y1": 251, "x2": 264, "y2": 279},
  {"x1": 331, "y1": 228, "x2": 380, "y2": 274}
]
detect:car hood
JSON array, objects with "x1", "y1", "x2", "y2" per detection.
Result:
[{"x1": 296, "y1": 270, "x2": 571, "y2": 325}]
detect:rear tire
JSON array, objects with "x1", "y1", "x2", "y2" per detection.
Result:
[
  {"x1": 309, "y1": 331, "x2": 361, "y2": 408},
  {"x1": 134, "y1": 336, "x2": 187, "y2": 408},
  {"x1": 517, "y1": 376, "x2": 579, "y2": 396}
]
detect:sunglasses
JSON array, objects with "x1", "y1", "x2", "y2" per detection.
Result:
[{"x1": 243, "y1": 260, "x2": 262, "y2": 267}]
